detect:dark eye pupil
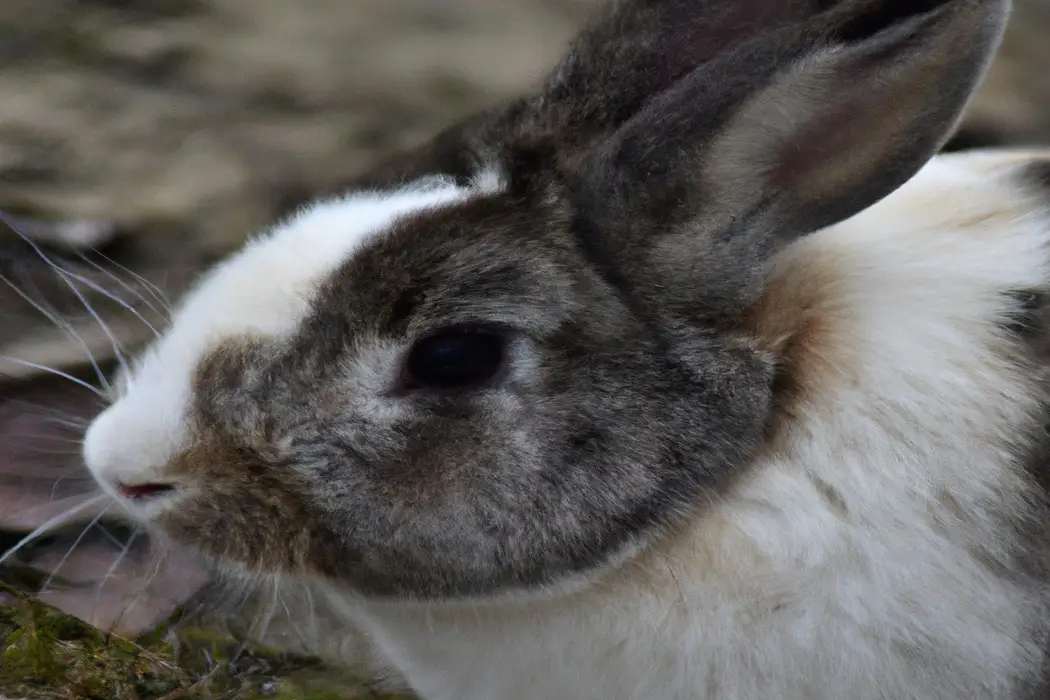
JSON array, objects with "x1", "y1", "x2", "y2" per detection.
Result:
[{"x1": 405, "y1": 330, "x2": 506, "y2": 389}]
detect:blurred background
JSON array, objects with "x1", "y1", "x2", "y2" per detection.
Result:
[{"x1": 0, "y1": 0, "x2": 1048, "y2": 695}]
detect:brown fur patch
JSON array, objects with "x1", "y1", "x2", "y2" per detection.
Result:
[
  {"x1": 159, "y1": 435, "x2": 316, "y2": 575},
  {"x1": 741, "y1": 244, "x2": 850, "y2": 440}
]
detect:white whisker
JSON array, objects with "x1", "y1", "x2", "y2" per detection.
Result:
[
  {"x1": 0, "y1": 491, "x2": 103, "y2": 522},
  {"x1": 91, "y1": 527, "x2": 142, "y2": 623},
  {"x1": 76, "y1": 250, "x2": 170, "y2": 323},
  {"x1": 304, "y1": 581, "x2": 320, "y2": 646},
  {"x1": 40, "y1": 502, "x2": 114, "y2": 592},
  {"x1": 110, "y1": 529, "x2": 167, "y2": 634},
  {"x1": 239, "y1": 576, "x2": 281, "y2": 659},
  {"x1": 0, "y1": 398, "x2": 92, "y2": 428},
  {"x1": 0, "y1": 493, "x2": 108, "y2": 567},
  {"x1": 57, "y1": 264, "x2": 162, "y2": 339},
  {"x1": 38, "y1": 415, "x2": 91, "y2": 430},
  {"x1": 49, "y1": 475, "x2": 71, "y2": 503},
  {"x1": 1, "y1": 445, "x2": 82, "y2": 457},
  {"x1": 0, "y1": 272, "x2": 111, "y2": 392},
  {"x1": 95, "y1": 521, "x2": 133, "y2": 550},
  {"x1": 0, "y1": 357, "x2": 106, "y2": 399},
  {"x1": 92, "y1": 250, "x2": 173, "y2": 314},
  {"x1": 51, "y1": 269, "x2": 131, "y2": 384},
  {"x1": 0, "y1": 210, "x2": 128, "y2": 387},
  {"x1": 278, "y1": 587, "x2": 310, "y2": 648},
  {"x1": 0, "y1": 432, "x2": 85, "y2": 445}
]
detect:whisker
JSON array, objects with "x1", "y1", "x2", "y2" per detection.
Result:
[
  {"x1": 261, "y1": 577, "x2": 280, "y2": 643},
  {"x1": 278, "y1": 587, "x2": 310, "y2": 648},
  {"x1": 38, "y1": 416, "x2": 91, "y2": 431},
  {"x1": 0, "y1": 494, "x2": 108, "y2": 567},
  {"x1": 90, "y1": 527, "x2": 142, "y2": 625},
  {"x1": 40, "y1": 503, "x2": 114, "y2": 592},
  {"x1": 220, "y1": 570, "x2": 256, "y2": 616},
  {"x1": 239, "y1": 576, "x2": 280, "y2": 660},
  {"x1": 91, "y1": 250, "x2": 173, "y2": 314},
  {"x1": 0, "y1": 490, "x2": 103, "y2": 522},
  {"x1": 75, "y1": 251, "x2": 170, "y2": 323},
  {"x1": 51, "y1": 269, "x2": 131, "y2": 385},
  {"x1": 1, "y1": 445, "x2": 82, "y2": 457},
  {"x1": 0, "y1": 272, "x2": 111, "y2": 392},
  {"x1": 109, "y1": 528, "x2": 167, "y2": 634},
  {"x1": 95, "y1": 521, "x2": 133, "y2": 550},
  {"x1": 303, "y1": 581, "x2": 320, "y2": 647},
  {"x1": 49, "y1": 474, "x2": 72, "y2": 503},
  {"x1": 0, "y1": 456, "x2": 95, "y2": 479},
  {"x1": 220, "y1": 572, "x2": 257, "y2": 625},
  {"x1": 57, "y1": 265, "x2": 162, "y2": 339},
  {"x1": 0, "y1": 432, "x2": 85, "y2": 445},
  {"x1": 0, "y1": 398, "x2": 92, "y2": 428},
  {"x1": 1, "y1": 358, "x2": 106, "y2": 399},
  {"x1": 0, "y1": 210, "x2": 128, "y2": 388}
]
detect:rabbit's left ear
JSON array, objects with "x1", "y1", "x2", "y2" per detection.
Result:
[{"x1": 575, "y1": 0, "x2": 1010, "y2": 293}]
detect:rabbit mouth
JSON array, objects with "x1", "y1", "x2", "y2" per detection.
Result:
[{"x1": 149, "y1": 488, "x2": 316, "y2": 581}]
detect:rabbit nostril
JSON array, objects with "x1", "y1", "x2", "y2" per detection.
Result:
[{"x1": 115, "y1": 481, "x2": 178, "y2": 501}]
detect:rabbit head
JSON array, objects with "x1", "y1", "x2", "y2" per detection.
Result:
[{"x1": 83, "y1": 0, "x2": 1009, "y2": 600}]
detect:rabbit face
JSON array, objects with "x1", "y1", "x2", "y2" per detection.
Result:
[{"x1": 83, "y1": 171, "x2": 774, "y2": 599}]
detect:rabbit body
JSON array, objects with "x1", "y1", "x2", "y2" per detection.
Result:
[{"x1": 80, "y1": 0, "x2": 1050, "y2": 697}]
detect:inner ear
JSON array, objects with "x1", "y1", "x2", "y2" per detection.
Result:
[
  {"x1": 577, "y1": 0, "x2": 1008, "y2": 252},
  {"x1": 703, "y1": 38, "x2": 959, "y2": 236}
]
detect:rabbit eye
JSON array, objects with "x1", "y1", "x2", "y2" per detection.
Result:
[{"x1": 404, "y1": 328, "x2": 507, "y2": 390}]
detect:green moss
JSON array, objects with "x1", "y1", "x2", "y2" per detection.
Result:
[
  {"x1": 0, "y1": 582, "x2": 413, "y2": 700},
  {"x1": 0, "y1": 583, "x2": 191, "y2": 699}
]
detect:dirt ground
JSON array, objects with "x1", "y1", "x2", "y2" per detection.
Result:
[{"x1": 1, "y1": 0, "x2": 1049, "y2": 698}]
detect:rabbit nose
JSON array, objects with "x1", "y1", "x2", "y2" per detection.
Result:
[{"x1": 115, "y1": 481, "x2": 178, "y2": 501}]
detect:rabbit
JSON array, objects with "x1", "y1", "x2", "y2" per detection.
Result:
[{"x1": 77, "y1": 0, "x2": 1050, "y2": 697}]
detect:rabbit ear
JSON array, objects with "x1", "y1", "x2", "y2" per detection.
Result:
[
  {"x1": 574, "y1": 0, "x2": 1010, "y2": 312},
  {"x1": 343, "y1": 105, "x2": 524, "y2": 190},
  {"x1": 346, "y1": 0, "x2": 831, "y2": 190},
  {"x1": 528, "y1": 0, "x2": 828, "y2": 145}
]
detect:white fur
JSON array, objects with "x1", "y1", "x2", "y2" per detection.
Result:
[
  {"x1": 82, "y1": 177, "x2": 477, "y2": 496},
  {"x1": 311, "y1": 152, "x2": 1050, "y2": 700},
  {"x1": 83, "y1": 151, "x2": 1050, "y2": 699}
]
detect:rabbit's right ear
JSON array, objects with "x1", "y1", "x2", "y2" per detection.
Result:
[
  {"x1": 527, "y1": 0, "x2": 829, "y2": 147},
  {"x1": 347, "y1": 0, "x2": 830, "y2": 190},
  {"x1": 572, "y1": 0, "x2": 1010, "y2": 318}
]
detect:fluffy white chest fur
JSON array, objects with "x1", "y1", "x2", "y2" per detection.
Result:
[{"x1": 315, "y1": 152, "x2": 1050, "y2": 700}]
